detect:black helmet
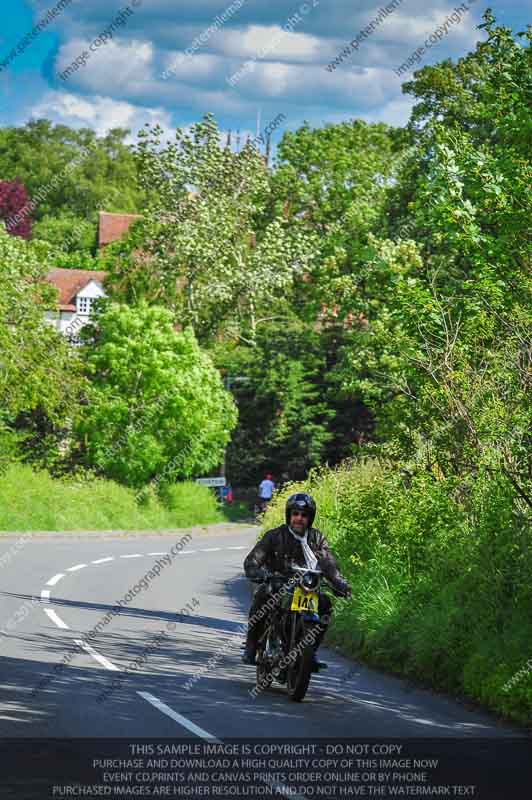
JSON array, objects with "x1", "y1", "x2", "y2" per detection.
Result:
[{"x1": 285, "y1": 492, "x2": 316, "y2": 527}]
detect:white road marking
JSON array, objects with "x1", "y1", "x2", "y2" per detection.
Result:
[
  {"x1": 148, "y1": 552, "x2": 167, "y2": 556},
  {"x1": 75, "y1": 639, "x2": 120, "y2": 671},
  {"x1": 120, "y1": 554, "x2": 143, "y2": 559},
  {"x1": 92, "y1": 557, "x2": 114, "y2": 564},
  {"x1": 67, "y1": 563, "x2": 87, "y2": 572},
  {"x1": 201, "y1": 547, "x2": 221, "y2": 552},
  {"x1": 137, "y1": 691, "x2": 221, "y2": 740},
  {"x1": 46, "y1": 573, "x2": 65, "y2": 586},
  {"x1": 40, "y1": 589, "x2": 50, "y2": 603},
  {"x1": 137, "y1": 692, "x2": 303, "y2": 799},
  {"x1": 226, "y1": 546, "x2": 246, "y2": 550},
  {"x1": 44, "y1": 609, "x2": 69, "y2": 629},
  {"x1": 181, "y1": 550, "x2": 196, "y2": 554}
]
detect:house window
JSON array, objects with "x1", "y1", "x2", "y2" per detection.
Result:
[{"x1": 78, "y1": 297, "x2": 92, "y2": 315}]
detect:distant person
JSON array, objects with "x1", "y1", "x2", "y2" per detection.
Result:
[
  {"x1": 221, "y1": 484, "x2": 233, "y2": 503},
  {"x1": 258, "y1": 473, "x2": 275, "y2": 504}
]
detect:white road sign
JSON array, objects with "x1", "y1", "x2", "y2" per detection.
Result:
[{"x1": 195, "y1": 477, "x2": 226, "y2": 487}]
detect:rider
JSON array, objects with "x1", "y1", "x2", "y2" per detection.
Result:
[{"x1": 242, "y1": 492, "x2": 352, "y2": 669}]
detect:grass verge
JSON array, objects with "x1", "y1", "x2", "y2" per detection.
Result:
[{"x1": 0, "y1": 463, "x2": 224, "y2": 531}]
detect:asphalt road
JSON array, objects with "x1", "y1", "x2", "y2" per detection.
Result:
[{"x1": 0, "y1": 522, "x2": 520, "y2": 742}]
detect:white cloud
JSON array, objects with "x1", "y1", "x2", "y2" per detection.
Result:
[
  {"x1": 228, "y1": 59, "x2": 394, "y2": 109},
  {"x1": 162, "y1": 51, "x2": 226, "y2": 82},
  {"x1": 15, "y1": 0, "x2": 511, "y2": 139},
  {"x1": 214, "y1": 24, "x2": 323, "y2": 63},
  {"x1": 31, "y1": 91, "x2": 174, "y2": 140},
  {"x1": 56, "y1": 37, "x2": 154, "y2": 92}
]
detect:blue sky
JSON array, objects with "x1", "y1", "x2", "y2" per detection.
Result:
[{"x1": 1, "y1": 0, "x2": 530, "y2": 142}]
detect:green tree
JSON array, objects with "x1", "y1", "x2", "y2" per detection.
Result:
[
  {"x1": 104, "y1": 114, "x2": 316, "y2": 344},
  {"x1": 74, "y1": 302, "x2": 237, "y2": 489},
  {"x1": 0, "y1": 228, "x2": 85, "y2": 467},
  {"x1": 32, "y1": 213, "x2": 97, "y2": 254},
  {"x1": 0, "y1": 120, "x2": 143, "y2": 222},
  {"x1": 332, "y1": 13, "x2": 532, "y2": 482},
  {"x1": 270, "y1": 119, "x2": 405, "y2": 322},
  {"x1": 214, "y1": 322, "x2": 335, "y2": 483}
]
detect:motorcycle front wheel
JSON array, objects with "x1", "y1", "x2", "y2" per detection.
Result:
[
  {"x1": 286, "y1": 620, "x2": 314, "y2": 702},
  {"x1": 255, "y1": 642, "x2": 273, "y2": 692}
]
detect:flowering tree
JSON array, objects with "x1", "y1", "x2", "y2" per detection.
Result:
[{"x1": 103, "y1": 114, "x2": 317, "y2": 345}]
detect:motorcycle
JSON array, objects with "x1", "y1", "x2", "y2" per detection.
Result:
[{"x1": 252, "y1": 563, "x2": 341, "y2": 702}]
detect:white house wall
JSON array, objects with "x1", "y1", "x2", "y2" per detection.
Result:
[{"x1": 44, "y1": 279, "x2": 106, "y2": 340}]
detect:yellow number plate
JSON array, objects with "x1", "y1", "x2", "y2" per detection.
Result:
[{"x1": 291, "y1": 587, "x2": 319, "y2": 613}]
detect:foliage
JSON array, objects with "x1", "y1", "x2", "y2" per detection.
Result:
[
  {"x1": 0, "y1": 463, "x2": 223, "y2": 531},
  {"x1": 32, "y1": 213, "x2": 97, "y2": 254},
  {"x1": 0, "y1": 120, "x2": 143, "y2": 224},
  {"x1": 74, "y1": 301, "x2": 237, "y2": 488},
  {"x1": 0, "y1": 228, "x2": 85, "y2": 468},
  {"x1": 213, "y1": 322, "x2": 335, "y2": 483},
  {"x1": 332, "y1": 13, "x2": 532, "y2": 478},
  {"x1": 105, "y1": 114, "x2": 317, "y2": 344},
  {"x1": 265, "y1": 461, "x2": 532, "y2": 725},
  {"x1": 271, "y1": 119, "x2": 404, "y2": 323},
  {"x1": 0, "y1": 177, "x2": 32, "y2": 239},
  {"x1": 403, "y1": 11, "x2": 532, "y2": 152}
]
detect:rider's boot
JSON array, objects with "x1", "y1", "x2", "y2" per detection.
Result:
[
  {"x1": 242, "y1": 645, "x2": 257, "y2": 665},
  {"x1": 242, "y1": 631, "x2": 258, "y2": 665},
  {"x1": 310, "y1": 621, "x2": 328, "y2": 672},
  {"x1": 311, "y1": 652, "x2": 328, "y2": 672}
]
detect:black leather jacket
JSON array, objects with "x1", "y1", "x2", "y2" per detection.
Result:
[{"x1": 244, "y1": 523, "x2": 347, "y2": 592}]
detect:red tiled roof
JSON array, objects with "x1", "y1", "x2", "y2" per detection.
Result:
[
  {"x1": 98, "y1": 211, "x2": 141, "y2": 247},
  {"x1": 46, "y1": 268, "x2": 107, "y2": 311}
]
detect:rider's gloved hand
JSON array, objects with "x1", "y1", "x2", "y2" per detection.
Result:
[
  {"x1": 251, "y1": 567, "x2": 271, "y2": 583},
  {"x1": 333, "y1": 578, "x2": 352, "y2": 598}
]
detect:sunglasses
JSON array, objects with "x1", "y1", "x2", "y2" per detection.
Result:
[{"x1": 290, "y1": 510, "x2": 310, "y2": 518}]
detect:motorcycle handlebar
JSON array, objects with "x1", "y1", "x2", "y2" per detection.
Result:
[{"x1": 250, "y1": 569, "x2": 345, "y2": 593}]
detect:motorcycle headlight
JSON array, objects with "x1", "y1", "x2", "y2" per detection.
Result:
[{"x1": 302, "y1": 572, "x2": 319, "y2": 591}]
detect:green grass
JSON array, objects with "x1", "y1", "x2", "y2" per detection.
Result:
[{"x1": 0, "y1": 463, "x2": 224, "y2": 531}]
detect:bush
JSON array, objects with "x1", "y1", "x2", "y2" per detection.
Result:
[
  {"x1": 264, "y1": 460, "x2": 532, "y2": 725},
  {"x1": 0, "y1": 463, "x2": 223, "y2": 531}
]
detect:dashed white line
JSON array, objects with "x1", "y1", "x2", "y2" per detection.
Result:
[
  {"x1": 46, "y1": 573, "x2": 65, "y2": 586},
  {"x1": 226, "y1": 546, "x2": 246, "y2": 550},
  {"x1": 44, "y1": 608, "x2": 69, "y2": 629},
  {"x1": 138, "y1": 691, "x2": 221, "y2": 740},
  {"x1": 40, "y1": 544, "x2": 248, "y2": 671},
  {"x1": 75, "y1": 639, "x2": 120, "y2": 671},
  {"x1": 137, "y1": 692, "x2": 302, "y2": 799}
]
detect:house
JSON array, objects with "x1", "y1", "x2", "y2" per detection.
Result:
[
  {"x1": 98, "y1": 211, "x2": 141, "y2": 248},
  {"x1": 45, "y1": 268, "x2": 107, "y2": 341}
]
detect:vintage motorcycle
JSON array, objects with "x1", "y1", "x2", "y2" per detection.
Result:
[{"x1": 252, "y1": 563, "x2": 342, "y2": 702}]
